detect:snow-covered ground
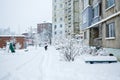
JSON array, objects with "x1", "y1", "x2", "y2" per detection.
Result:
[{"x1": 0, "y1": 46, "x2": 120, "y2": 80}]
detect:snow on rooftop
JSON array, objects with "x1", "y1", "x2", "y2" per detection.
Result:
[{"x1": 0, "y1": 35, "x2": 25, "y2": 37}]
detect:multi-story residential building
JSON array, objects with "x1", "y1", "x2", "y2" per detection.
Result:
[
  {"x1": 52, "y1": 0, "x2": 80, "y2": 41},
  {"x1": 52, "y1": 0, "x2": 65, "y2": 40},
  {"x1": 37, "y1": 23, "x2": 52, "y2": 44},
  {"x1": 81, "y1": 0, "x2": 120, "y2": 48},
  {"x1": 64, "y1": 0, "x2": 80, "y2": 38}
]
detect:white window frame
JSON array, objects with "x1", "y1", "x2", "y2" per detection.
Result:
[
  {"x1": 106, "y1": 22, "x2": 115, "y2": 39},
  {"x1": 82, "y1": 13, "x2": 87, "y2": 24},
  {"x1": 93, "y1": 3, "x2": 99, "y2": 18}
]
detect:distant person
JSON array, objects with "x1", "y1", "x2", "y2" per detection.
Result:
[
  {"x1": 9, "y1": 42, "x2": 15, "y2": 53},
  {"x1": 44, "y1": 44, "x2": 48, "y2": 51}
]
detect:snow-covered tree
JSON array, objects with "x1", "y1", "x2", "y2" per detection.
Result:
[
  {"x1": 55, "y1": 38, "x2": 82, "y2": 62},
  {"x1": 33, "y1": 33, "x2": 40, "y2": 47}
]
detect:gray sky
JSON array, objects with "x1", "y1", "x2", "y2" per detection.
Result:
[{"x1": 0, "y1": 0, "x2": 52, "y2": 34}]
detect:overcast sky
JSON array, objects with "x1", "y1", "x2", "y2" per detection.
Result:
[{"x1": 0, "y1": 0, "x2": 52, "y2": 34}]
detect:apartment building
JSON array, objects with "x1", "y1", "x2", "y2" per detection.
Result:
[
  {"x1": 52, "y1": 0, "x2": 80, "y2": 41},
  {"x1": 81, "y1": 0, "x2": 120, "y2": 48},
  {"x1": 37, "y1": 23, "x2": 52, "y2": 44},
  {"x1": 52, "y1": 0, "x2": 65, "y2": 40}
]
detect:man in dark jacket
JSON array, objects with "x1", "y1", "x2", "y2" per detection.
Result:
[{"x1": 44, "y1": 45, "x2": 48, "y2": 51}]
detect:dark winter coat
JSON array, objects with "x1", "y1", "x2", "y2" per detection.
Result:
[{"x1": 45, "y1": 45, "x2": 48, "y2": 50}]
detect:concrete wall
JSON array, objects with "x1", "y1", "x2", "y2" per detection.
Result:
[
  {"x1": 83, "y1": 29, "x2": 90, "y2": 46},
  {"x1": 101, "y1": 0, "x2": 120, "y2": 48},
  {"x1": 102, "y1": 17, "x2": 120, "y2": 48}
]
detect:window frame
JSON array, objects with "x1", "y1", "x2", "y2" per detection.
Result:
[
  {"x1": 106, "y1": 22, "x2": 115, "y2": 39},
  {"x1": 54, "y1": 31, "x2": 57, "y2": 35},
  {"x1": 82, "y1": 12, "x2": 87, "y2": 24},
  {"x1": 106, "y1": 0, "x2": 115, "y2": 9},
  {"x1": 60, "y1": 24, "x2": 62, "y2": 28},
  {"x1": 54, "y1": 25, "x2": 57, "y2": 30},
  {"x1": 93, "y1": 3, "x2": 99, "y2": 18},
  {"x1": 84, "y1": 31, "x2": 87, "y2": 39}
]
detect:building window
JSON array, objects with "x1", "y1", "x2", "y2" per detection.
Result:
[
  {"x1": 54, "y1": 5, "x2": 56, "y2": 10},
  {"x1": 68, "y1": 22, "x2": 71, "y2": 24},
  {"x1": 106, "y1": 22, "x2": 115, "y2": 38},
  {"x1": 60, "y1": 24, "x2": 62, "y2": 28},
  {"x1": 68, "y1": 3, "x2": 71, "y2": 6},
  {"x1": 54, "y1": 18, "x2": 57, "y2": 22},
  {"x1": 68, "y1": 18, "x2": 71, "y2": 20},
  {"x1": 60, "y1": 31, "x2": 62, "y2": 34},
  {"x1": 68, "y1": 0, "x2": 71, "y2": 2},
  {"x1": 84, "y1": 31, "x2": 87, "y2": 39},
  {"x1": 54, "y1": 31, "x2": 57, "y2": 35},
  {"x1": 60, "y1": 4, "x2": 63, "y2": 8},
  {"x1": 54, "y1": 12, "x2": 56, "y2": 17},
  {"x1": 54, "y1": 25, "x2": 57, "y2": 29},
  {"x1": 93, "y1": 4, "x2": 99, "y2": 18},
  {"x1": 65, "y1": 16, "x2": 67, "y2": 18},
  {"x1": 65, "y1": 9, "x2": 67, "y2": 11},
  {"x1": 60, "y1": 18, "x2": 62, "y2": 21},
  {"x1": 68, "y1": 10, "x2": 71, "y2": 13},
  {"x1": 83, "y1": 0, "x2": 89, "y2": 9},
  {"x1": 82, "y1": 13, "x2": 87, "y2": 24},
  {"x1": 106, "y1": 0, "x2": 115, "y2": 8},
  {"x1": 68, "y1": 15, "x2": 71, "y2": 17}
]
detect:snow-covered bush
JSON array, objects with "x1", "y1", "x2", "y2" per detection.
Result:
[
  {"x1": 54, "y1": 37, "x2": 110, "y2": 62},
  {"x1": 57, "y1": 38, "x2": 81, "y2": 62}
]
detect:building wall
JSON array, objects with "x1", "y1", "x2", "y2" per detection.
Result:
[
  {"x1": 73, "y1": 0, "x2": 80, "y2": 34},
  {"x1": 52, "y1": 0, "x2": 65, "y2": 39},
  {"x1": 81, "y1": 0, "x2": 120, "y2": 48},
  {"x1": 52, "y1": 0, "x2": 80, "y2": 41},
  {"x1": 37, "y1": 23, "x2": 52, "y2": 44},
  {"x1": 0, "y1": 36, "x2": 25, "y2": 49},
  {"x1": 83, "y1": 29, "x2": 90, "y2": 45},
  {"x1": 102, "y1": 17, "x2": 120, "y2": 48},
  {"x1": 101, "y1": 0, "x2": 120, "y2": 48}
]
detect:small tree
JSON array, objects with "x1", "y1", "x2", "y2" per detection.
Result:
[
  {"x1": 58, "y1": 38, "x2": 81, "y2": 62},
  {"x1": 33, "y1": 33, "x2": 40, "y2": 48}
]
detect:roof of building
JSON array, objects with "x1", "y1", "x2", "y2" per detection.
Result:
[{"x1": 0, "y1": 35, "x2": 25, "y2": 37}]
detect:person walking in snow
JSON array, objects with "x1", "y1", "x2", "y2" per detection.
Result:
[
  {"x1": 44, "y1": 43, "x2": 48, "y2": 51},
  {"x1": 9, "y1": 42, "x2": 15, "y2": 53}
]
